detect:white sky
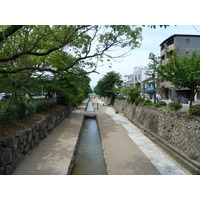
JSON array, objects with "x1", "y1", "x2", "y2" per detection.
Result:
[{"x1": 89, "y1": 25, "x2": 200, "y2": 87}]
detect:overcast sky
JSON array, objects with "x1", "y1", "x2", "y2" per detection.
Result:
[{"x1": 89, "y1": 25, "x2": 200, "y2": 87}]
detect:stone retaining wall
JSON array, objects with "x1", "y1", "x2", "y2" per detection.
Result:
[
  {"x1": 0, "y1": 105, "x2": 73, "y2": 175},
  {"x1": 112, "y1": 99, "x2": 200, "y2": 163}
]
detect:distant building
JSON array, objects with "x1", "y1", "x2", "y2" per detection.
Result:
[
  {"x1": 133, "y1": 68, "x2": 153, "y2": 93},
  {"x1": 123, "y1": 66, "x2": 153, "y2": 93},
  {"x1": 160, "y1": 34, "x2": 200, "y2": 102},
  {"x1": 123, "y1": 74, "x2": 133, "y2": 87}
]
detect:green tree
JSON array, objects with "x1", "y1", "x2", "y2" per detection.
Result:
[
  {"x1": 0, "y1": 25, "x2": 142, "y2": 107},
  {"x1": 42, "y1": 70, "x2": 92, "y2": 106},
  {"x1": 94, "y1": 71, "x2": 123, "y2": 105},
  {"x1": 0, "y1": 25, "x2": 142, "y2": 74},
  {"x1": 147, "y1": 52, "x2": 161, "y2": 104},
  {"x1": 156, "y1": 50, "x2": 200, "y2": 107},
  {"x1": 125, "y1": 86, "x2": 141, "y2": 104}
]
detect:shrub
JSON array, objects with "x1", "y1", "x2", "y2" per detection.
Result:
[
  {"x1": 168, "y1": 101, "x2": 182, "y2": 111},
  {"x1": 26, "y1": 102, "x2": 35, "y2": 115},
  {"x1": 189, "y1": 105, "x2": 200, "y2": 116},
  {"x1": 48, "y1": 102, "x2": 57, "y2": 108},
  {"x1": 36, "y1": 101, "x2": 57, "y2": 113},
  {"x1": 155, "y1": 100, "x2": 167, "y2": 108},
  {"x1": 14, "y1": 102, "x2": 29, "y2": 119},
  {"x1": 0, "y1": 103, "x2": 15, "y2": 124},
  {"x1": 141, "y1": 99, "x2": 153, "y2": 106},
  {"x1": 134, "y1": 97, "x2": 145, "y2": 106},
  {"x1": 36, "y1": 102, "x2": 49, "y2": 113},
  {"x1": 126, "y1": 87, "x2": 141, "y2": 103}
]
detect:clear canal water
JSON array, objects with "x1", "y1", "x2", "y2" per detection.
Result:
[{"x1": 71, "y1": 99, "x2": 106, "y2": 175}]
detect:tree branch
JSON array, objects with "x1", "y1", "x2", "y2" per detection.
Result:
[{"x1": 0, "y1": 25, "x2": 23, "y2": 43}]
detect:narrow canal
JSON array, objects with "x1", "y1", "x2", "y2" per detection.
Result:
[{"x1": 71, "y1": 99, "x2": 107, "y2": 175}]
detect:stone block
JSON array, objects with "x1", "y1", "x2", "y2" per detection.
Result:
[
  {"x1": 4, "y1": 165, "x2": 14, "y2": 175},
  {"x1": 19, "y1": 144, "x2": 24, "y2": 153},
  {"x1": 1, "y1": 148, "x2": 12, "y2": 165},
  {"x1": 47, "y1": 121, "x2": 51, "y2": 131},
  {"x1": 23, "y1": 144, "x2": 30, "y2": 154},
  {"x1": 12, "y1": 149, "x2": 21, "y2": 166},
  {"x1": 0, "y1": 167, "x2": 4, "y2": 175},
  {"x1": 44, "y1": 128, "x2": 48, "y2": 137},
  {"x1": 26, "y1": 129, "x2": 32, "y2": 143},
  {"x1": 15, "y1": 132, "x2": 23, "y2": 143},
  {"x1": 12, "y1": 136, "x2": 19, "y2": 150},
  {"x1": 31, "y1": 125, "x2": 37, "y2": 136},
  {"x1": 35, "y1": 121, "x2": 42, "y2": 131},
  {"x1": 0, "y1": 153, "x2": 2, "y2": 167},
  {"x1": 41, "y1": 121, "x2": 47, "y2": 130},
  {"x1": 30, "y1": 140, "x2": 34, "y2": 149},
  {"x1": 39, "y1": 130, "x2": 45, "y2": 140},
  {"x1": 0, "y1": 137, "x2": 12, "y2": 147},
  {"x1": 21, "y1": 131, "x2": 27, "y2": 141},
  {"x1": 33, "y1": 132, "x2": 39, "y2": 145}
]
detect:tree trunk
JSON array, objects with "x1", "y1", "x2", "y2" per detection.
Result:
[
  {"x1": 152, "y1": 73, "x2": 156, "y2": 104},
  {"x1": 109, "y1": 95, "x2": 116, "y2": 106},
  {"x1": 189, "y1": 89, "x2": 195, "y2": 108},
  {"x1": 189, "y1": 87, "x2": 199, "y2": 108}
]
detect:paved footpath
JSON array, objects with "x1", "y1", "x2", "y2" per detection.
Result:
[
  {"x1": 13, "y1": 100, "x2": 87, "y2": 175},
  {"x1": 95, "y1": 99, "x2": 189, "y2": 175}
]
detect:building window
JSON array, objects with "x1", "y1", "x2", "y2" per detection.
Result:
[
  {"x1": 186, "y1": 51, "x2": 189, "y2": 55},
  {"x1": 161, "y1": 54, "x2": 165, "y2": 60},
  {"x1": 186, "y1": 39, "x2": 190, "y2": 43},
  {"x1": 135, "y1": 76, "x2": 137, "y2": 82}
]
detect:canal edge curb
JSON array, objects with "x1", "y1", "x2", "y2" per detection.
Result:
[
  {"x1": 67, "y1": 114, "x2": 85, "y2": 175},
  {"x1": 96, "y1": 115, "x2": 110, "y2": 175},
  {"x1": 67, "y1": 99, "x2": 89, "y2": 175}
]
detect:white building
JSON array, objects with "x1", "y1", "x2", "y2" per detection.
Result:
[{"x1": 123, "y1": 66, "x2": 153, "y2": 91}]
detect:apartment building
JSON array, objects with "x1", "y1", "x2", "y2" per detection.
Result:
[{"x1": 159, "y1": 34, "x2": 200, "y2": 102}]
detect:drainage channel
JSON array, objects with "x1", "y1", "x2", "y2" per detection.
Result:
[{"x1": 70, "y1": 99, "x2": 107, "y2": 175}]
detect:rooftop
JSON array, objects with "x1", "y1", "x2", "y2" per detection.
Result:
[{"x1": 160, "y1": 34, "x2": 200, "y2": 47}]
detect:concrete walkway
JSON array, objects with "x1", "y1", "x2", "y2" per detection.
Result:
[
  {"x1": 95, "y1": 99, "x2": 188, "y2": 175},
  {"x1": 13, "y1": 98, "x2": 188, "y2": 175},
  {"x1": 13, "y1": 100, "x2": 87, "y2": 175}
]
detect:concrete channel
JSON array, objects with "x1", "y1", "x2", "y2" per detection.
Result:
[{"x1": 69, "y1": 98, "x2": 107, "y2": 175}]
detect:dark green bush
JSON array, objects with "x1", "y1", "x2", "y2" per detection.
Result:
[
  {"x1": 0, "y1": 103, "x2": 15, "y2": 124},
  {"x1": 126, "y1": 87, "x2": 141, "y2": 103},
  {"x1": 168, "y1": 101, "x2": 182, "y2": 111},
  {"x1": 155, "y1": 100, "x2": 167, "y2": 108},
  {"x1": 36, "y1": 101, "x2": 57, "y2": 113},
  {"x1": 134, "y1": 97, "x2": 145, "y2": 106},
  {"x1": 141, "y1": 99, "x2": 153, "y2": 106},
  {"x1": 189, "y1": 105, "x2": 200, "y2": 116},
  {"x1": 36, "y1": 102, "x2": 49, "y2": 113},
  {"x1": 14, "y1": 102, "x2": 29, "y2": 119},
  {"x1": 26, "y1": 102, "x2": 35, "y2": 115},
  {"x1": 48, "y1": 102, "x2": 57, "y2": 108}
]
